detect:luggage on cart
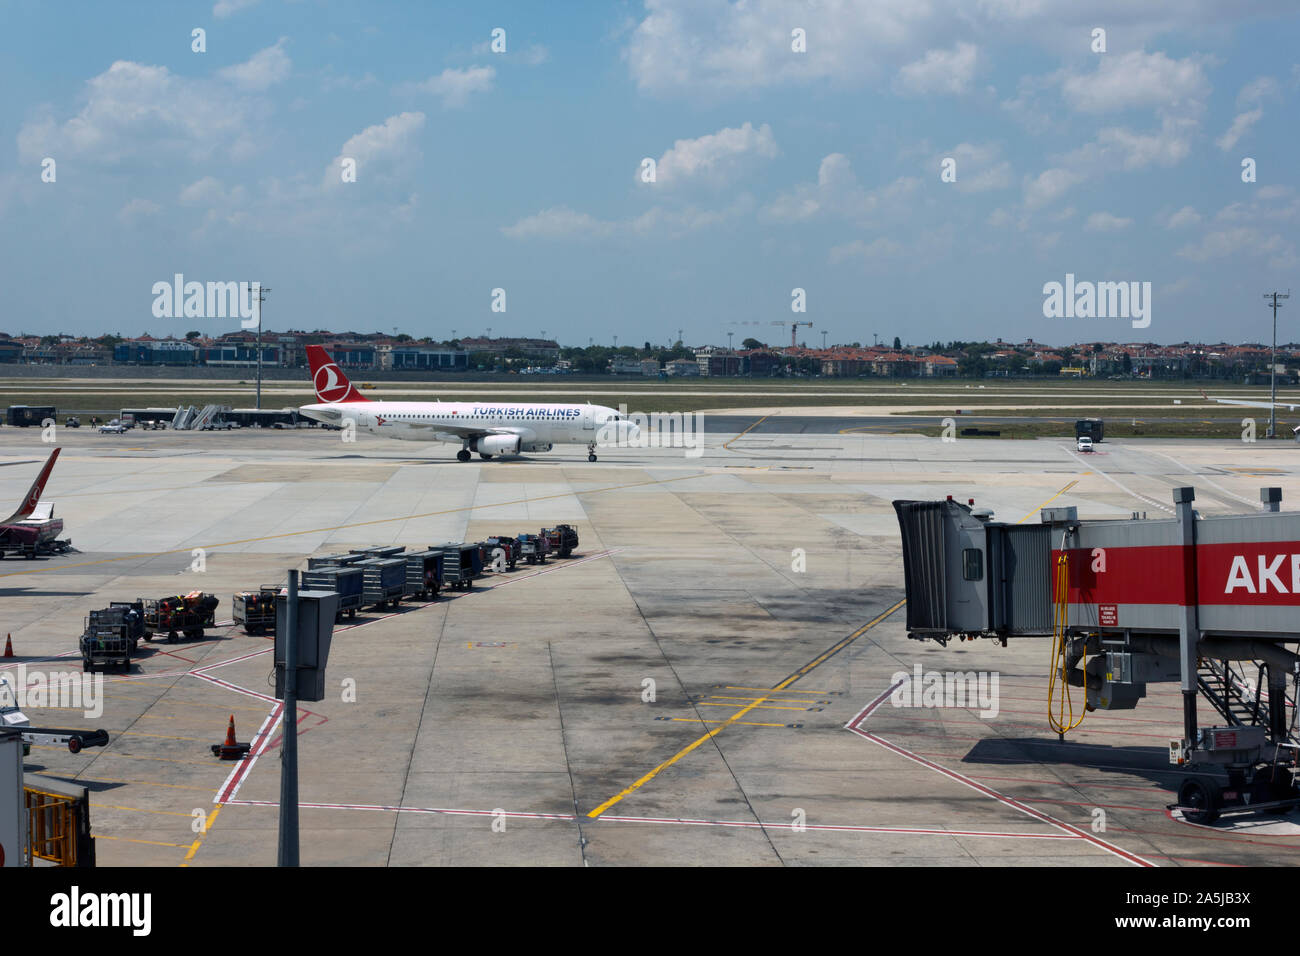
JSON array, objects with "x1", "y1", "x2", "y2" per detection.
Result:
[
  {"x1": 403, "y1": 550, "x2": 443, "y2": 600},
  {"x1": 542, "y1": 524, "x2": 579, "y2": 558},
  {"x1": 142, "y1": 592, "x2": 219, "y2": 643},
  {"x1": 517, "y1": 533, "x2": 550, "y2": 565},
  {"x1": 233, "y1": 586, "x2": 280, "y2": 635},
  {"x1": 480, "y1": 535, "x2": 520, "y2": 571}
]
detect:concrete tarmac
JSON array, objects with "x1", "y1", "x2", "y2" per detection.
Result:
[{"x1": 4, "y1": 424, "x2": 1298, "y2": 866}]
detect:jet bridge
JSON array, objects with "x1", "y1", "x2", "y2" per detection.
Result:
[{"x1": 894, "y1": 487, "x2": 1300, "y2": 824}]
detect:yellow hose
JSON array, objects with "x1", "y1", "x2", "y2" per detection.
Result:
[{"x1": 1047, "y1": 548, "x2": 1087, "y2": 733}]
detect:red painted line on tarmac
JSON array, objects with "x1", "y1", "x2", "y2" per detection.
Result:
[
  {"x1": 219, "y1": 798, "x2": 1072, "y2": 839},
  {"x1": 216, "y1": 704, "x2": 283, "y2": 804},
  {"x1": 877, "y1": 711, "x2": 1178, "y2": 740},
  {"x1": 226, "y1": 799, "x2": 575, "y2": 821},
  {"x1": 846, "y1": 679, "x2": 1152, "y2": 867},
  {"x1": 149, "y1": 648, "x2": 198, "y2": 664},
  {"x1": 598, "y1": 815, "x2": 1076, "y2": 839}
]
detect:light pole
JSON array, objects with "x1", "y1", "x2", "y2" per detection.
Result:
[
  {"x1": 821, "y1": 330, "x2": 828, "y2": 349},
  {"x1": 253, "y1": 285, "x2": 270, "y2": 410},
  {"x1": 727, "y1": 331, "x2": 734, "y2": 351},
  {"x1": 1265, "y1": 291, "x2": 1290, "y2": 438}
]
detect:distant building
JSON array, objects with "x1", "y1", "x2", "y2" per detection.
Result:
[
  {"x1": 391, "y1": 345, "x2": 470, "y2": 371},
  {"x1": 664, "y1": 358, "x2": 700, "y2": 377},
  {"x1": 695, "y1": 349, "x2": 741, "y2": 377},
  {"x1": 114, "y1": 337, "x2": 199, "y2": 365}
]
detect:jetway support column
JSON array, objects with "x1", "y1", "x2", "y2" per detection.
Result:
[{"x1": 1175, "y1": 487, "x2": 1199, "y2": 745}]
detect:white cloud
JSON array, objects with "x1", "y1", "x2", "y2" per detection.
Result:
[
  {"x1": 118, "y1": 198, "x2": 161, "y2": 225},
  {"x1": 213, "y1": 0, "x2": 258, "y2": 18},
  {"x1": 1177, "y1": 226, "x2": 1292, "y2": 265},
  {"x1": 895, "y1": 43, "x2": 978, "y2": 96},
  {"x1": 218, "y1": 39, "x2": 291, "y2": 91},
  {"x1": 1237, "y1": 76, "x2": 1279, "y2": 108},
  {"x1": 1083, "y1": 211, "x2": 1133, "y2": 232},
  {"x1": 1022, "y1": 167, "x2": 1084, "y2": 209},
  {"x1": 829, "y1": 237, "x2": 902, "y2": 265},
  {"x1": 17, "y1": 60, "x2": 259, "y2": 164},
  {"x1": 647, "y1": 122, "x2": 778, "y2": 187},
  {"x1": 1216, "y1": 108, "x2": 1262, "y2": 151},
  {"x1": 1061, "y1": 50, "x2": 1209, "y2": 114},
  {"x1": 502, "y1": 195, "x2": 752, "y2": 241},
  {"x1": 1164, "y1": 205, "x2": 1201, "y2": 229},
  {"x1": 1093, "y1": 115, "x2": 1196, "y2": 169},
  {"x1": 400, "y1": 66, "x2": 495, "y2": 108},
  {"x1": 324, "y1": 112, "x2": 426, "y2": 189},
  {"x1": 502, "y1": 206, "x2": 614, "y2": 240},
  {"x1": 940, "y1": 142, "x2": 1011, "y2": 193},
  {"x1": 764, "y1": 154, "x2": 917, "y2": 223}
]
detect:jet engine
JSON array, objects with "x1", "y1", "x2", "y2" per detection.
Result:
[{"x1": 475, "y1": 434, "x2": 522, "y2": 456}]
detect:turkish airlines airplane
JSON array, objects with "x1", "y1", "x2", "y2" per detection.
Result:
[
  {"x1": 0, "y1": 446, "x2": 63, "y2": 554},
  {"x1": 299, "y1": 345, "x2": 640, "y2": 461}
]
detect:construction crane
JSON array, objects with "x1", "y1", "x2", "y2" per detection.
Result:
[{"x1": 784, "y1": 321, "x2": 813, "y2": 348}]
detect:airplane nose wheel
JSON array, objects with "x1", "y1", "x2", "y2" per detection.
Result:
[
  {"x1": 587, "y1": 442, "x2": 597, "y2": 462},
  {"x1": 457, "y1": 449, "x2": 471, "y2": 463}
]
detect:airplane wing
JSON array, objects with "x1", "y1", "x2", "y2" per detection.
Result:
[
  {"x1": 397, "y1": 421, "x2": 536, "y2": 442},
  {"x1": 1198, "y1": 389, "x2": 1300, "y2": 411}
]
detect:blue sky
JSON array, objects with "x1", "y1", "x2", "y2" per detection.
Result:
[{"x1": 0, "y1": 0, "x2": 1297, "y2": 347}]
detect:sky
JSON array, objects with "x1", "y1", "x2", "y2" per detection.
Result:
[{"x1": 0, "y1": 0, "x2": 1297, "y2": 348}]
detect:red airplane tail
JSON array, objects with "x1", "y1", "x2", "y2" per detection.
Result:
[
  {"x1": 306, "y1": 346, "x2": 369, "y2": 403},
  {"x1": 4, "y1": 447, "x2": 60, "y2": 524}
]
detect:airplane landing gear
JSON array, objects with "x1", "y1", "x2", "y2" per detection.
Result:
[
  {"x1": 457, "y1": 448, "x2": 471, "y2": 463},
  {"x1": 587, "y1": 442, "x2": 597, "y2": 462}
]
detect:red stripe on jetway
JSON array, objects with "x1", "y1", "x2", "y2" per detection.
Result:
[{"x1": 1055, "y1": 541, "x2": 1300, "y2": 608}]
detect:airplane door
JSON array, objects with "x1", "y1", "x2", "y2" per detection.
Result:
[{"x1": 581, "y1": 408, "x2": 594, "y2": 432}]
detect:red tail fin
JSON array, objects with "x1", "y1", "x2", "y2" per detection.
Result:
[
  {"x1": 4, "y1": 447, "x2": 59, "y2": 524},
  {"x1": 306, "y1": 346, "x2": 369, "y2": 403}
]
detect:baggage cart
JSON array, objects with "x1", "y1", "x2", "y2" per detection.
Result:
[
  {"x1": 307, "y1": 552, "x2": 366, "y2": 569},
  {"x1": 301, "y1": 565, "x2": 363, "y2": 621},
  {"x1": 542, "y1": 524, "x2": 579, "y2": 558},
  {"x1": 434, "y1": 543, "x2": 480, "y2": 591},
  {"x1": 404, "y1": 550, "x2": 443, "y2": 600},
  {"x1": 354, "y1": 557, "x2": 405, "y2": 608},
  {"x1": 233, "y1": 586, "x2": 280, "y2": 635},
  {"x1": 79, "y1": 618, "x2": 132, "y2": 672},
  {"x1": 141, "y1": 592, "x2": 219, "y2": 643},
  {"x1": 350, "y1": 545, "x2": 406, "y2": 560}
]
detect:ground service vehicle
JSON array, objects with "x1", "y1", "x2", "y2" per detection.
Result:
[
  {"x1": 233, "y1": 587, "x2": 280, "y2": 634},
  {"x1": 542, "y1": 525, "x2": 579, "y2": 558},
  {"x1": 142, "y1": 592, "x2": 219, "y2": 642}
]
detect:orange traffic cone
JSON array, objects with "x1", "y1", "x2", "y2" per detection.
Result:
[
  {"x1": 211, "y1": 714, "x2": 250, "y2": 760},
  {"x1": 2, "y1": 634, "x2": 12, "y2": 658}
]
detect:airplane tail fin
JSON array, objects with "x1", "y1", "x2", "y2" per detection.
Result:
[
  {"x1": 306, "y1": 345, "x2": 369, "y2": 403},
  {"x1": 4, "y1": 447, "x2": 60, "y2": 524}
]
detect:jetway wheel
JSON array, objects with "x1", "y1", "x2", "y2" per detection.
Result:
[{"x1": 1178, "y1": 778, "x2": 1221, "y2": 825}]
